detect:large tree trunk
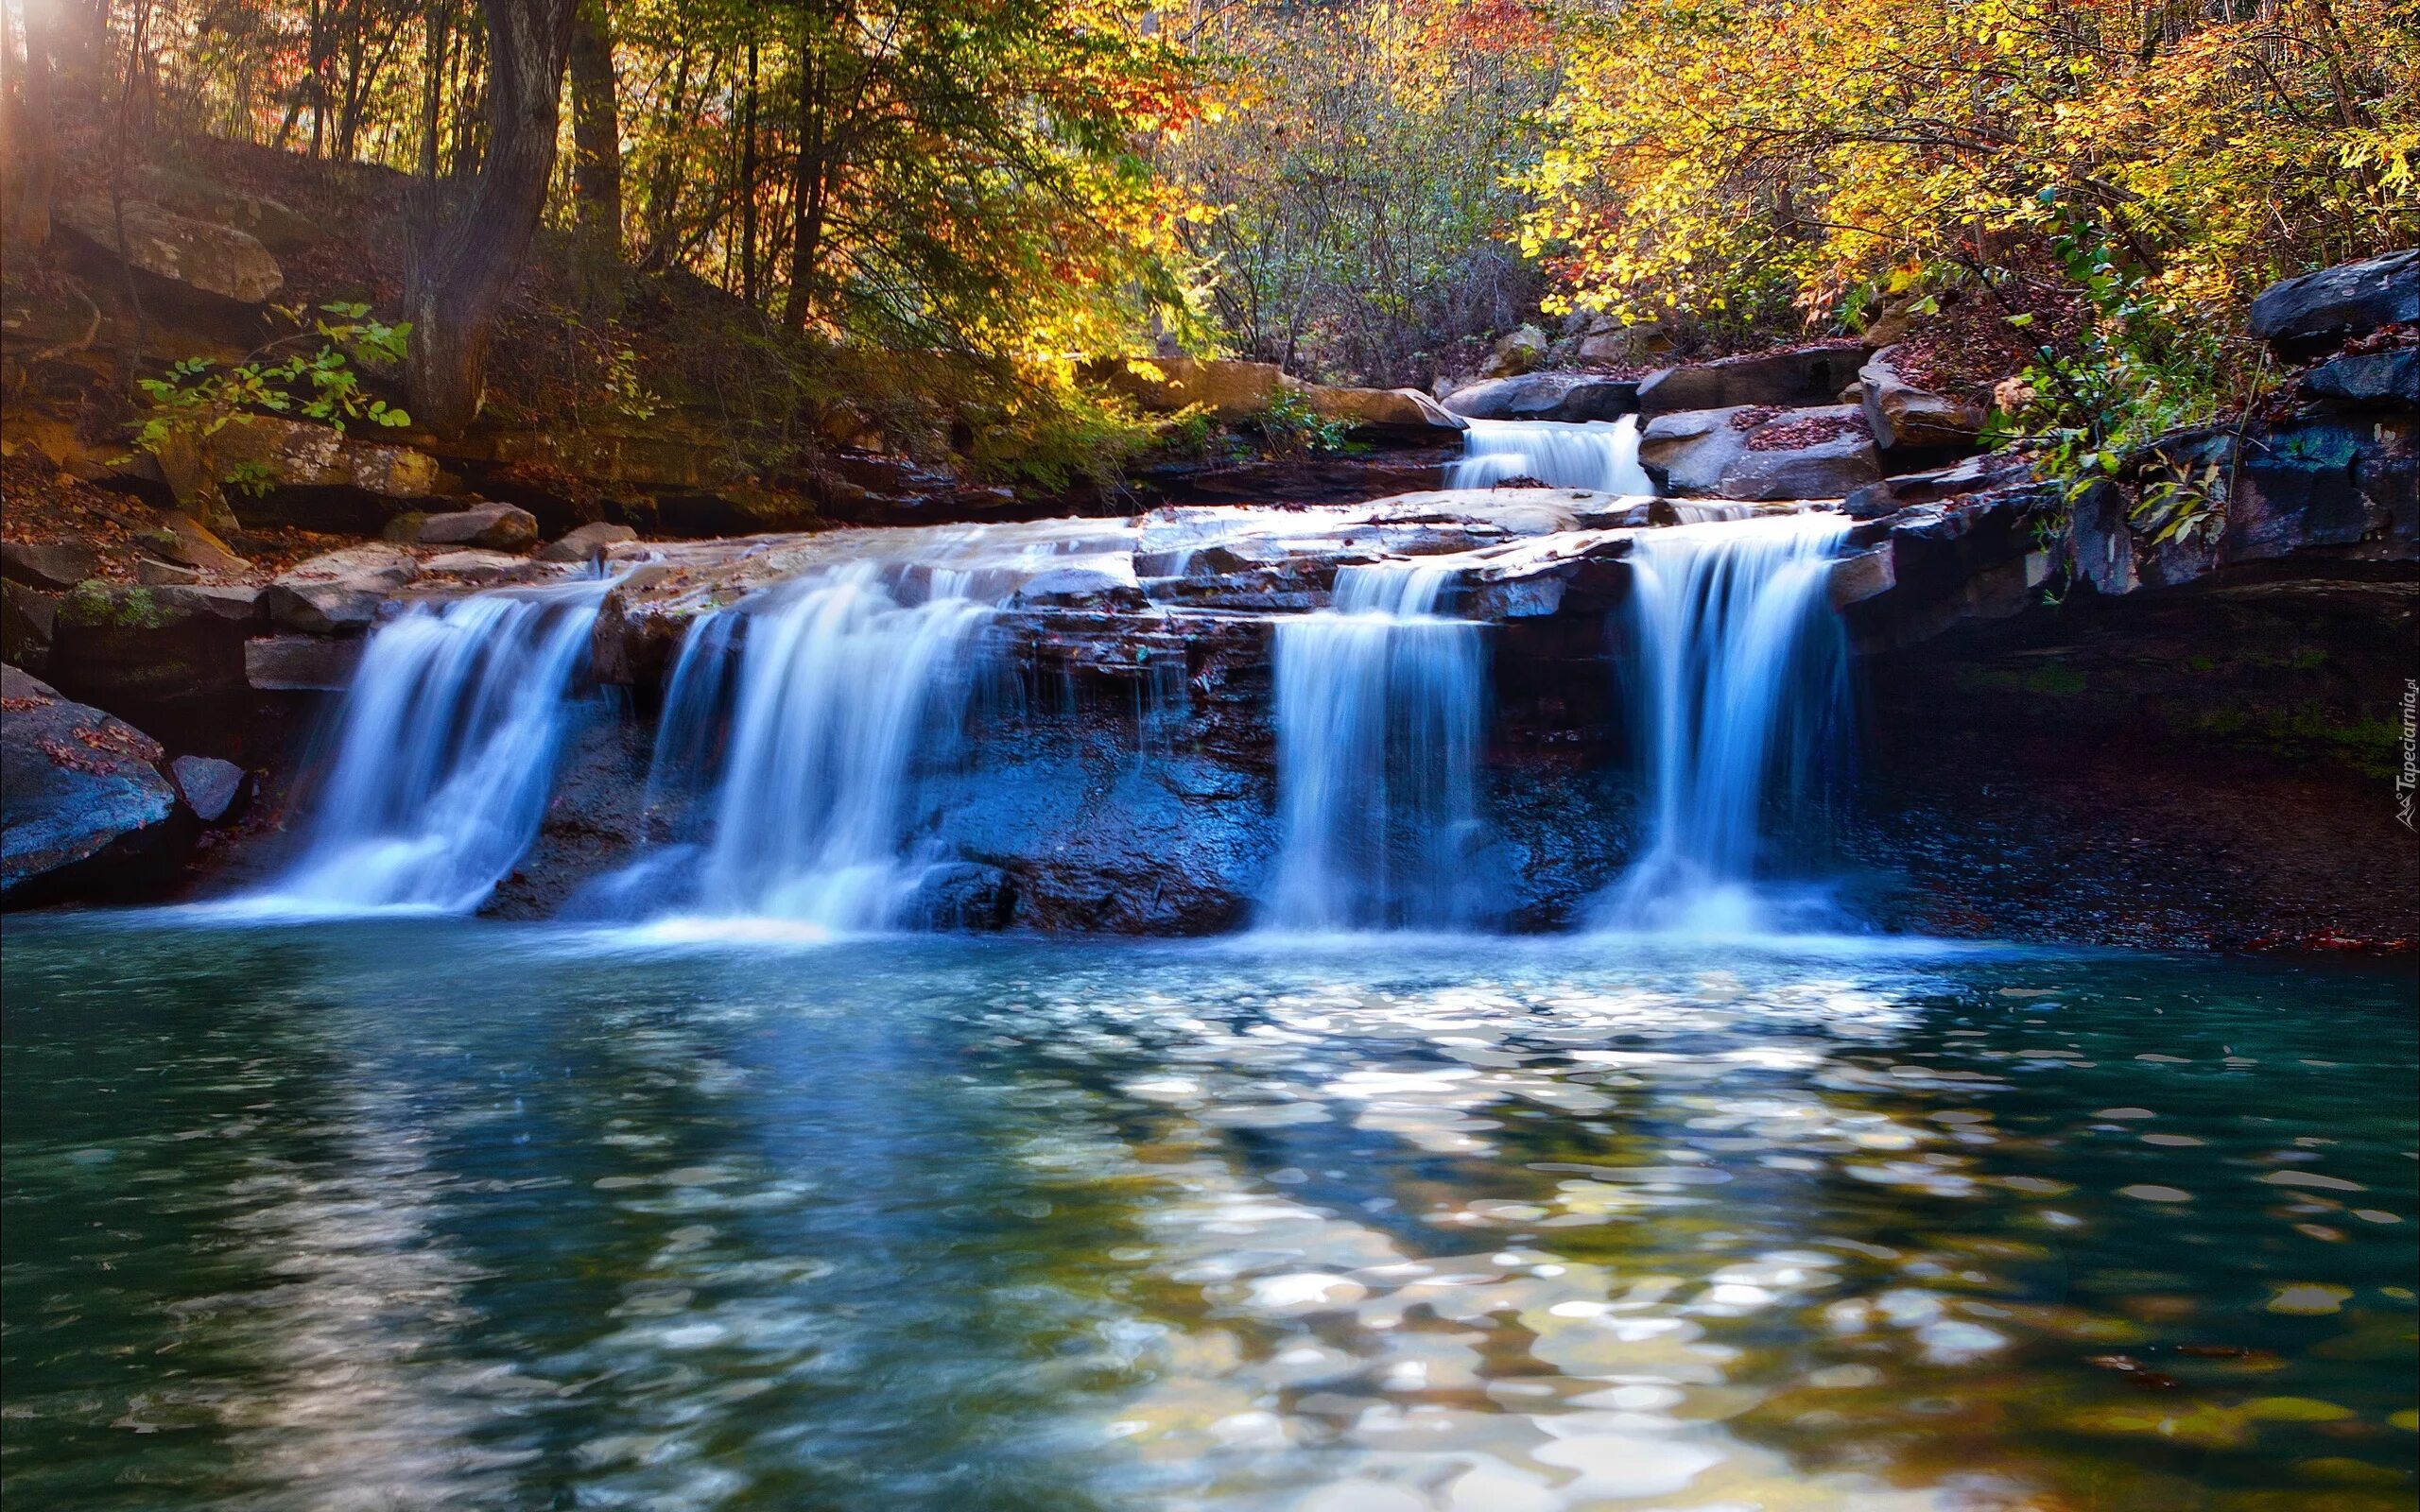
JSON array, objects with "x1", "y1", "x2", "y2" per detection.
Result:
[
  {"x1": 3, "y1": 0, "x2": 60, "y2": 252},
  {"x1": 566, "y1": 0, "x2": 619, "y2": 258},
  {"x1": 404, "y1": 0, "x2": 575, "y2": 438},
  {"x1": 738, "y1": 32, "x2": 757, "y2": 307}
]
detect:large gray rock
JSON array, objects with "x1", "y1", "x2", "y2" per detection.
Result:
[
  {"x1": 1443, "y1": 371, "x2": 1638, "y2": 421},
  {"x1": 2303, "y1": 349, "x2": 2418, "y2": 409},
  {"x1": 2248, "y1": 250, "x2": 2420, "y2": 357},
  {"x1": 422, "y1": 549, "x2": 540, "y2": 585},
  {"x1": 415, "y1": 503, "x2": 539, "y2": 551},
  {"x1": 128, "y1": 163, "x2": 320, "y2": 253},
  {"x1": 154, "y1": 415, "x2": 441, "y2": 511},
  {"x1": 1636, "y1": 346, "x2": 1870, "y2": 414},
  {"x1": 1858, "y1": 345, "x2": 1985, "y2": 452},
  {"x1": 261, "y1": 544, "x2": 418, "y2": 634},
  {"x1": 168, "y1": 753, "x2": 249, "y2": 823},
  {"x1": 1718, "y1": 406, "x2": 1884, "y2": 501},
  {"x1": 2, "y1": 541, "x2": 97, "y2": 592},
  {"x1": 1637, "y1": 407, "x2": 1759, "y2": 493},
  {"x1": 1, "y1": 664, "x2": 182, "y2": 901},
  {"x1": 55, "y1": 197, "x2": 284, "y2": 304},
  {"x1": 139, "y1": 509, "x2": 251, "y2": 573},
  {"x1": 1304, "y1": 385, "x2": 1467, "y2": 435},
  {"x1": 538, "y1": 522, "x2": 639, "y2": 562},
  {"x1": 1479, "y1": 324, "x2": 1550, "y2": 378}
]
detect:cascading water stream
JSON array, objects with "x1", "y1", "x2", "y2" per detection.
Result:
[
  {"x1": 595, "y1": 561, "x2": 1000, "y2": 932},
  {"x1": 1447, "y1": 415, "x2": 1653, "y2": 494},
  {"x1": 1599, "y1": 510, "x2": 1853, "y2": 933},
  {"x1": 1263, "y1": 563, "x2": 1487, "y2": 933},
  {"x1": 233, "y1": 577, "x2": 615, "y2": 914}
]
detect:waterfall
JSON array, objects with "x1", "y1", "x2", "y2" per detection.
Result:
[
  {"x1": 237, "y1": 578, "x2": 614, "y2": 914},
  {"x1": 1447, "y1": 415, "x2": 1653, "y2": 494},
  {"x1": 610, "y1": 562, "x2": 999, "y2": 931},
  {"x1": 1263, "y1": 564, "x2": 1487, "y2": 933},
  {"x1": 1600, "y1": 511, "x2": 1853, "y2": 933}
]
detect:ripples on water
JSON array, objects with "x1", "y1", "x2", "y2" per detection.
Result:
[{"x1": 2, "y1": 920, "x2": 2413, "y2": 1510}]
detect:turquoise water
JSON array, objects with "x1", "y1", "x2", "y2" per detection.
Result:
[{"x1": 3, "y1": 919, "x2": 2413, "y2": 1510}]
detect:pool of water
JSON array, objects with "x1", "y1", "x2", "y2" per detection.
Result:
[{"x1": 3, "y1": 919, "x2": 2413, "y2": 1511}]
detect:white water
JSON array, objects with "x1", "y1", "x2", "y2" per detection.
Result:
[
  {"x1": 1262, "y1": 563, "x2": 1487, "y2": 933},
  {"x1": 636, "y1": 562, "x2": 999, "y2": 932},
  {"x1": 1447, "y1": 415, "x2": 1653, "y2": 494},
  {"x1": 235, "y1": 578, "x2": 614, "y2": 914},
  {"x1": 1600, "y1": 511, "x2": 1853, "y2": 933}
]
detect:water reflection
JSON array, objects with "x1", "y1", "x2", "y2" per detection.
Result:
[{"x1": 3, "y1": 922, "x2": 2412, "y2": 1510}]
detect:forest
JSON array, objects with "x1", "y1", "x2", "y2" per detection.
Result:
[{"x1": 2, "y1": 0, "x2": 2408, "y2": 491}]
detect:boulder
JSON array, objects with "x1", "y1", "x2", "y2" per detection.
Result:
[
  {"x1": 168, "y1": 753, "x2": 249, "y2": 824},
  {"x1": 1828, "y1": 545, "x2": 1898, "y2": 609},
  {"x1": 903, "y1": 862, "x2": 1017, "y2": 930},
  {"x1": 1718, "y1": 406, "x2": 1883, "y2": 501},
  {"x1": 538, "y1": 521, "x2": 640, "y2": 562},
  {"x1": 2, "y1": 581, "x2": 56, "y2": 672},
  {"x1": 1, "y1": 663, "x2": 182, "y2": 902},
  {"x1": 2303, "y1": 348, "x2": 2418, "y2": 409},
  {"x1": 1091, "y1": 356, "x2": 1287, "y2": 420},
  {"x1": 1, "y1": 541, "x2": 96, "y2": 592},
  {"x1": 1304, "y1": 385, "x2": 1467, "y2": 435},
  {"x1": 2247, "y1": 250, "x2": 2420, "y2": 357},
  {"x1": 422, "y1": 549, "x2": 540, "y2": 584},
  {"x1": 414, "y1": 503, "x2": 540, "y2": 551},
  {"x1": 1011, "y1": 565, "x2": 1147, "y2": 610},
  {"x1": 48, "y1": 582, "x2": 262, "y2": 706},
  {"x1": 1637, "y1": 406, "x2": 1759, "y2": 493},
  {"x1": 1858, "y1": 345, "x2": 1986, "y2": 452},
  {"x1": 54, "y1": 197, "x2": 284, "y2": 304},
  {"x1": 261, "y1": 544, "x2": 418, "y2": 634},
  {"x1": 1844, "y1": 455, "x2": 2036, "y2": 520},
  {"x1": 1443, "y1": 371, "x2": 1639, "y2": 422},
  {"x1": 138, "y1": 509, "x2": 251, "y2": 573},
  {"x1": 245, "y1": 633, "x2": 364, "y2": 691},
  {"x1": 1636, "y1": 346, "x2": 1871, "y2": 415},
  {"x1": 1480, "y1": 324, "x2": 1549, "y2": 378},
  {"x1": 128, "y1": 163, "x2": 320, "y2": 253},
  {"x1": 155, "y1": 415, "x2": 441, "y2": 517}
]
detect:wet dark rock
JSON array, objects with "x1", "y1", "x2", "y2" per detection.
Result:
[
  {"x1": 1636, "y1": 346, "x2": 1870, "y2": 415},
  {"x1": 245, "y1": 633, "x2": 363, "y2": 691},
  {"x1": 2304, "y1": 348, "x2": 2418, "y2": 409},
  {"x1": 2, "y1": 541, "x2": 97, "y2": 592},
  {"x1": 1844, "y1": 455, "x2": 2033, "y2": 519},
  {"x1": 169, "y1": 753, "x2": 250, "y2": 823},
  {"x1": 904, "y1": 863, "x2": 1017, "y2": 930},
  {"x1": 2, "y1": 580, "x2": 56, "y2": 673},
  {"x1": 415, "y1": 503, "x2": 540, "y2": 552},
  {"x1": 2247, "y1": 249, "x2": 2420, "y2": 358},
  {"x1": 1, "y1": 663, "x2": 182, "y2": 903},
  {"x1": 49, "y1": 581, "x2": 262, "y2": 708}
]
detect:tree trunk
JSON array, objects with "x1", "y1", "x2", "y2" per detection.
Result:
[
  {"x1": 4, "y1": 0, "x2": 60, "y2": 252},
  {"x1": 419, "y1": 0, "x2": 449, "y2": 180},
  {"x1": 738, "y1": 32, "x2": 758, "y2": 307},
  {"x1": 786, "y1": 43, "x2": 826, "y2": 336},
  {"x1": 566, "y1": 0, "x2": 620, "y2": 258},
  {"x1": 405, "y1": 0, "x2": 576, "y2": 437}
]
